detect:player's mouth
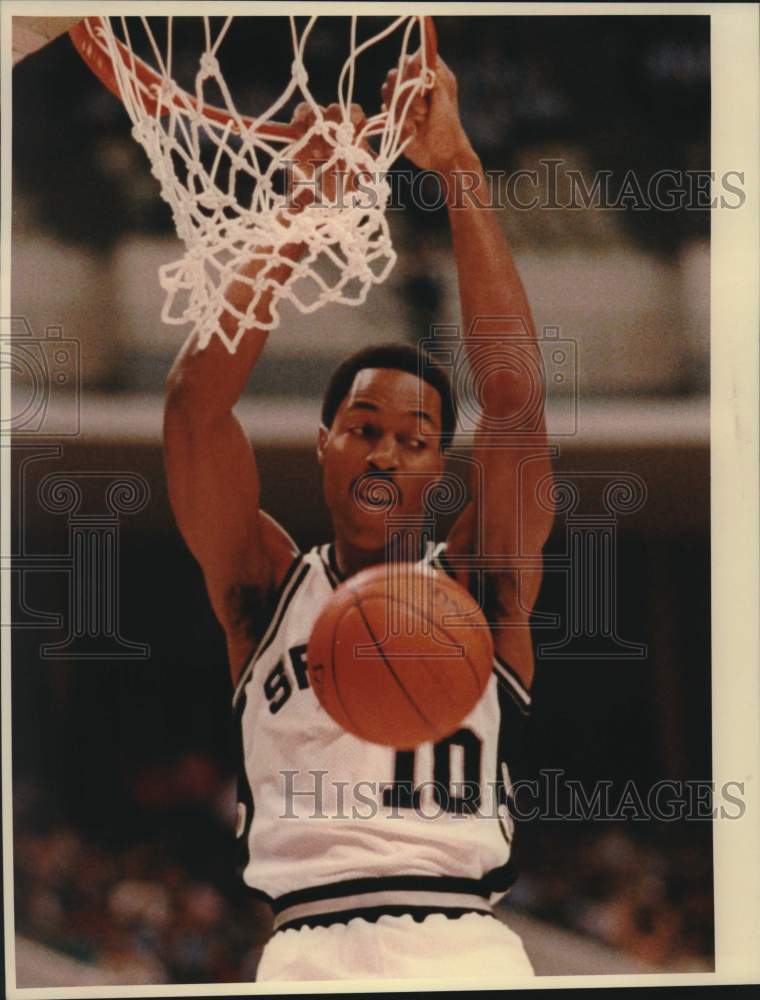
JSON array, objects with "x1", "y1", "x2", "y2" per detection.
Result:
[{"x1": 352, "y1": 472, "x2": 403, "y2": 513}]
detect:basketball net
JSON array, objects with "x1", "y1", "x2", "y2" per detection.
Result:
[{"x1": 70, "y1": 16, "x2": 436, "y2": 352}]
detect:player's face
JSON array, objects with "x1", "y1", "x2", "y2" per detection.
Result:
[{"x1": 317, "y1": 368, "x2": 446, "y2": 550}]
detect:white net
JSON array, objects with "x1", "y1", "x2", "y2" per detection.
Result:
[{"x1": 72, "y1": 16, "x2": 436, "y2": 351}]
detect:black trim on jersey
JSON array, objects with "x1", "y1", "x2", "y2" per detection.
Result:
[
  {"x1": 482, "y1": 655, "x2": 532, "y2": 900},
  {"x1": 280, "y1": 550, "x2": 306, "y2": 591},
  {"x1": 493, "y1": 654, "x2": 531, "y2": 716},
  {"x1": 233, "y1": 688, "x2": 256, "y2": 885},
  {"x1": 277, "y1": 905, "x2": 492, "y2": 933},
  {"x1": 318, "y1": 544, "x2": 342, "y2": 589},
  {"x1": 232, "y1": 554, "x2": 308, "y2": 706},
  {"x1": 481, "y1": 858, "x2": 519, "y2": 895},
  {"x1": 430, "y1": 542, "x2": 458, "y2": 580},
  {"x1": 327, "y1": 543, "x2": 346, "y2": 583},
  {"x1": 321, "y1": 540, "x2": 440, "y2": 590},
  {"x1": 494, "y1": 651, "x2": 532, "y2": 697},
  {"x1": 273, "y1": 874, "x2": 491, "y2": 913}
]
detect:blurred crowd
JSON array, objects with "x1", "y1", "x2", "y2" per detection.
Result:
[
  {"x1": 16, "y1": 827, "x2": 261, "y2": 984},
  {"x1": 510, "y1": 821, "x2": 714, "y2": 970},
  {"x1": 14, "y1": 757, "x2": 713, "y2": 982},
  {"x1": 14, "y1": 758, "x2": 272, "y2": 984}
]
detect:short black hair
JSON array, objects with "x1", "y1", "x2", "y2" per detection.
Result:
[{"x1": 321, "y1": 342, "x2": 456, "y2": 451}]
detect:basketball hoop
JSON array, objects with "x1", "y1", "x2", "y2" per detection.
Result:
[{"x1": 69, "y1": 16, "x2": 437, "y2": 351}]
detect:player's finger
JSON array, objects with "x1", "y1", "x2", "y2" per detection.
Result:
[
  {"x1": 322, "y1": 103, "x2": 366, "y2": 136},
  {"x1": 381, "y1": 68, "x2": 398, "y2": 102},
  {"x1": 401, "y1": 52, "x2": 422, "y2": 80},
  {"x1": 299, "y1": 132, "x2": 331, "y2": 164},
  {"x1": 347, "y1": 103, "x2": 366, "y2": 127},
  {"x1": 291, "y1": 101, "x2": 317, "y2": 129},
  {"x1": 408, "y1": 94, "x2": 427, "y2": 121}
]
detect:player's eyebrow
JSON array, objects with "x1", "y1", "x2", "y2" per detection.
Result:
[
  {"x1": 408, "y1": 409, "x2": 436, "y2": 427},
  {"x1": 346, "y1": 401, "x2": 379, "y2": 413},
  {"x1": 348, "y1": 401, "x2": 436, "y2": 427}
]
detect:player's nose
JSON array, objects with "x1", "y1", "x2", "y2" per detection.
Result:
[{"x1": 367, "y1": 434, "x2": 399, "y2": 471}]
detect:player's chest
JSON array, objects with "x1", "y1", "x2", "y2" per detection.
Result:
[{"x1": 248, "y1": 577, "x2": 331, "y2": 719}]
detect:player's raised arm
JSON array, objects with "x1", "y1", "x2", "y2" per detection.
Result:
[
  {"x1": 163, "y1": 249, "x2": 303, "y2": 679},
  {"x1": 383, "y1": 57, "x2": 554, "y2": 689},
  {"x1": 163, "y1": 102, "x2": 370, "y2": 680}
]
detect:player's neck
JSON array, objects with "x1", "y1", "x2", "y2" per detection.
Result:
[{"x1": 333, "y1": 533, "x2": 428, "y2": 580}]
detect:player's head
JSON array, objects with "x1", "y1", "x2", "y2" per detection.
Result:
[
  {"x1": 317, "y1": 342, "x2": 456, "y2": 549},
  {"x1": 321, "y1": 343, "x2": 456, "y2": 450}
]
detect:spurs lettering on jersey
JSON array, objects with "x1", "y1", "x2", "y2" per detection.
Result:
[{"x1": 232, "y1": 542, "x2": 531, "y2": 925}]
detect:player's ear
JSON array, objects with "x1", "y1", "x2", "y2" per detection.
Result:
[{"x1": 317, "y1": 424, "x2": 328, "y2": 465}]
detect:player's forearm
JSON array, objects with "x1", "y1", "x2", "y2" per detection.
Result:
[
  {"x1": 444, "y1": 149, "x2": 533, "y2": 325},
  {"x1": 444, "y1": 150, "x2": 541, "y2": 414},
  {"x1": 165, "y1": 239, "x2": 306, "y2": 417}
]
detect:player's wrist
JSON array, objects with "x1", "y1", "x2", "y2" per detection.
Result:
[
  {"x1": 438, "y1": 144, "x2": 485, "y2": 208},
  {"x1": 437, "y1": 141, "x2": 480, "y2": 179}
]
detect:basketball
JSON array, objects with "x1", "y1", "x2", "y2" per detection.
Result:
[{"x1": 307, "y1": 563, "x2": 494, "y2": 749}]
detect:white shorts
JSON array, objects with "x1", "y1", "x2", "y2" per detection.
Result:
[{"x1": 256, "y1": 911, "x2": 535, "y2": 982}]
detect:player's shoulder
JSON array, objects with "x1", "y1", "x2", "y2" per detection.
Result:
[
  {"x1": 268, "y1": 537, "x2": 343, "y2": 604},
  {"x1": 260, "y1": 510, "x2": 301, "y2": 587},
  {"x1": 230, "y1": 539, "x2": 337, "y2": 700}
]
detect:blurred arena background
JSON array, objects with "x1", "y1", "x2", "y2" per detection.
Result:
[{"x1": 8, "y1": 13, "x2": 712, "y2": 985}]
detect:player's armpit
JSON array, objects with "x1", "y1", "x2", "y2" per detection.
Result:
[
  {"x1": 221, "y1": 512, "x2": 299, "y2": 622},
  {"x1": 222, "y1": 513, "x2": 300, "y2": 682},
  {"x1": 493, "y1": 614, "x2": 536, "y2": 693},
  {"x1": 163, "y1": 391, "x2": 297, "y2": 666},
  {"x1": 486, "y1": 566, "x2": 543, "y2": 691},
  {"x1": 445, "y1": 526, "x2": 541, "y2": 692}
]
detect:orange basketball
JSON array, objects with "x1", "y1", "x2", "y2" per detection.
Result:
[{"x1": 307, "y1": 563, "x2": 494, "y2": 749}]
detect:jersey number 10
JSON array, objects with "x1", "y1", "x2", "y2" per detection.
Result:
[{"x1": 382, "y1": 728, "x2": 482, "y2": 815}]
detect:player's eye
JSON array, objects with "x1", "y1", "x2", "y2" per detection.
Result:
[{"x1": 350, "y1": 423, "x2": 377, "y2": 438}]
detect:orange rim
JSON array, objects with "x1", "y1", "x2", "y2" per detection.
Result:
[{"x1": 69, "y1": 15, "x2": 437, "y2": 142}]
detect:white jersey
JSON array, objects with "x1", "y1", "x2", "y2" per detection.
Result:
[{"x1": 232, "y1": 541, "x2": 532, "y2": 933}]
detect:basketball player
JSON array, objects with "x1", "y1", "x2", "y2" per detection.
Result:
[{"x1": 164, "y1": 55, "x2": 554, "y2": 981}]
